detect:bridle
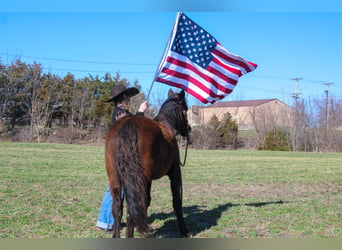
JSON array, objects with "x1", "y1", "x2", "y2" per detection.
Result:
[
  {"x1": 180, "y1": 136, "x2": 190, "y2": 167},
  {"x1": 175, "y1": 100, "x2": 190, "y2": 167}
]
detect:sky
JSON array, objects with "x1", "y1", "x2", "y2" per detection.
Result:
[{"x1": 1, "y1": 1, "x2": 342, "y2": 107}]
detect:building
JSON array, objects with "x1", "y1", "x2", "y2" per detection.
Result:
[{"x1": 190, "y1": 99, "x2": 294, "y2": 130}]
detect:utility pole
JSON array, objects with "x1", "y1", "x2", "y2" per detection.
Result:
[
  {"x1": 323, "y1": 82, "x2": 334, "y2": 136},
  {"x1": 291, "y1": 77, "x2": 303, "y2": 96},
  {"x1": 291, "y1": 77, "x2": 303, "y2": 151}
]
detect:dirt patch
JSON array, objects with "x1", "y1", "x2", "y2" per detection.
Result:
[{"x1": 183, "y1": 182, "x2": 341, "y2": 204}]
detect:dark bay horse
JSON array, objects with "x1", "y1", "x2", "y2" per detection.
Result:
[{"x1": 105, "y1": 89, "x2": 191, "y2": 238}]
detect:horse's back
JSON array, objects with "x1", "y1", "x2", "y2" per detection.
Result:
[{"x1": 106, "y1": 115, "x2": 178, "y2": 180}]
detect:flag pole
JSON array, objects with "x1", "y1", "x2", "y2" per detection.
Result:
[
  {"x1": 146, "y1": 79, "x2": 155, "y2": 101},
  {"x1": 146, "y1": 12, "x2": 182, "y2": 100}
]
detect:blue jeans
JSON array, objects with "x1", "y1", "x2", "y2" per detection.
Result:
[
  {"x1": 96, "y1": 187, "x2": 124, "y2": 230},
  {"x1": 96, "y1": 187, "x2": 114, "y2": 230}
]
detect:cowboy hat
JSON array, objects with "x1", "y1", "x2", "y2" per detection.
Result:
[{"x1": 105, "y1": 84, "x2": 139, "y2": 102}]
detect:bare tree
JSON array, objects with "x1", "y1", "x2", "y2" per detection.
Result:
[
  {"x1": 25, "y1": 62, "x2": 44, "y2": 142},
  {"x1": 327, "y1": 97, "x2": 342, "y2": 151}
]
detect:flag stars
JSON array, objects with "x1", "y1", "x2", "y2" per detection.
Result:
[{"x1": 171, "y1": 13, "x2": 217, "y2": 68}]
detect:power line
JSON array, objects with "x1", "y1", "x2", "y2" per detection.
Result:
[
  {"x1": 0, "y1": 53, "x2": 157, "y2": 66},
  {"x1": 43, "y1": 67, "x2": 154, "y2": 74}
]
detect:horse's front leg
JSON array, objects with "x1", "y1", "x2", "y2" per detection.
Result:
[
  {"x1": 168, "y1": 165, "x2": 189, "y2": 237},
  {"x1": 146, "y1": 181, "x2": 152, "y2": 208}
]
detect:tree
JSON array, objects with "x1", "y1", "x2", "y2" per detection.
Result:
[
  {"x1": 42, "y1": 73, "x2": 65, "y2": 128},
  {"x1": 0, "y1": 60, "x2": 31, "y2": 128},
  {"x1": 260, "y1": 128, "x2": 290, "y2": 151},
  {"x1": 190, "y1": 115, "x2": 219, "y2": 149},
  {"x1": 216, "y1": 112, "x2": 239, "y2": 149},
  {"x1": 25, "y1": 62, "x2": 44, "y2": 142}
]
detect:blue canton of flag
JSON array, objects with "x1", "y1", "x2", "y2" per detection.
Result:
[{"x1": 172, "y1": 15, "x2": 216, "y2": 68}]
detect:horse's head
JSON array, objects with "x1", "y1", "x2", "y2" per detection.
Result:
[{"x1": 158, "y1": 89, "x2": 191, "y2": 138}]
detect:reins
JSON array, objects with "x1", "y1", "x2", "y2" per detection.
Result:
[{"x1": 180, "y1": 136, "x2": 189, "y2": 167}]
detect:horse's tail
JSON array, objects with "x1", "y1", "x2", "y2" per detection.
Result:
[{"x1": 117, "y1": 119, "x2": 150, "y2": 235}]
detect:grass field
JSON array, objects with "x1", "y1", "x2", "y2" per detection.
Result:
[{"x1": 0, "y1": 142, "x2": 341, "y2": 238}]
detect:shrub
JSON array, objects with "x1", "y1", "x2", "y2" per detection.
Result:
[{"x1": 260, "y1": 128, "x2": 290, "y2": 151}]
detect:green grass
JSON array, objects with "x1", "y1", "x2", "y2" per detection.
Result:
[{"x1": 0, "y1": 142, "x2": 341, "y2": 238}]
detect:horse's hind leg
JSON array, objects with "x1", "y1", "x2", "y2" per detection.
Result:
[
  {"x1": 125, "y1": 209, "x2": 134, "y2": 237},
  {"x1": 169, "y1": 166, "x2": 189, "y2": 237},
  {"x1": 125, "y1": 182, "x2": 151, "y2": 238},
  {"x1": 110, "y1": 186, "x2": 122, "y2": 238}
]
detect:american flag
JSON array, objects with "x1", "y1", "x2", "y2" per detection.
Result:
[{"x1": 154, "y1": 12, "x2": 257, "y2": 104}]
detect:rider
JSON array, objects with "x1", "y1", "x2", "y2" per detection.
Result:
[{"x1": 96, "y1": 84, "x2": 148, "y2": 231}]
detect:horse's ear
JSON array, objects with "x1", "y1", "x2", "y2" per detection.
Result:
[
  {"x1": 179, "y1": 90, "x2": 185, "y2": 99},
  {"x1": 168, "y1": 89, "x2": 174, "y2": 98}
]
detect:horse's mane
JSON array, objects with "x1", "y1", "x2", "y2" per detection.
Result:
[{"x1": 154, "y1": 96, "x2": 186, "y2": 127}]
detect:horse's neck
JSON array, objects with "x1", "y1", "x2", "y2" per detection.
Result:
[{"x1": 154, "y1": 114, "x2": 175, "y2": 138}]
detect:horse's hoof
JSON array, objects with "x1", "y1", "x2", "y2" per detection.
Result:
[{"x1": 181, "y1": 229, "x2": 191, "y2": 238}]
